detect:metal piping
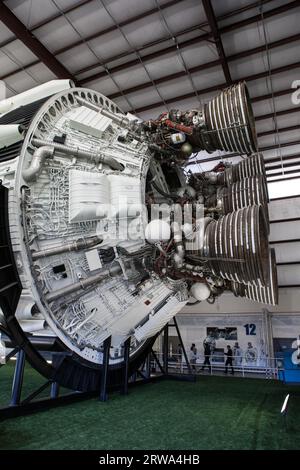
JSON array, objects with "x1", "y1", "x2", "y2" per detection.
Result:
[
  {"x1": 75, "y1": 96, "x2": 143, "y2": 141},
  {"x1": 0, "y1": 309, "x2": 5, "y2": 326},
  {"x1": 22, "y1": 145, "x2": 55, "y2": 182},
  {"x1": 75, "y1": 96, "x2": 130, "y2": 128},
  {"x1": 31, "y1": 138, "x2": 124, "y2": 171},
  {"x1": 172, "y1": 221, "x2": 185, "y2": 268},
  {"x1": 151, "y1": 180, "x2": 178, "y2": 200},
  {"x1": 45, "y1": 264, "x2": 122, "y2": 303},
  {"x1": 32, "y1": 236, "x2": 103, "y2": 260}
]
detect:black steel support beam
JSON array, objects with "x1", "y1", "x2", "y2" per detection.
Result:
[
  {"x1": 151, "y1": 349, "x2": 166, "y2": 375},
  {"x1": 256, "y1": 106, "x2": 300, "y2": 121},
  {"x1": 270, "y1": 194, "x2": 300, "y2": 201},
  {"x1": 163, "y1": 324, "x2": 169, "y2": 376},
  {"x1": 173, "y1": 317, "x2": 193, "y2": 375},
  {"x1": 10, "y1": 348, "x2": 25, "y2": 406},
  {"x1": 268, "y1": 176, "x2": 300, "y2": 183},
  {"x1": 0, "y1": 3, "x2": 76, "y2": 82},
  {"x1": 21, "y1": 380, "x2": 51, "y2": 405},
  {"x1": 266, "y1": 160, "x2": 300, "y2": 172},
  {"x1": 252, "y1": 87, "x2": 292, "y2": 103},
  {"x1": 1, "y1": 0, "x2": 299, "y2": 94},
  {"x1": 108, "y1": 59, "x2": 220, "y2": 100},
  {"x1": 99, "y1": 336, "x2": 111, "y2": 402},
  {"x1": 132, "y1": 61, "x2": 300, "y2": 114},
  {"x1": 270, "y1": 238, "x2": 300, "y2": 244},
  {"x1": 0, "y1": 0, "x2": 95, "y2": 49},
  {"x1": 105, "y1": 36, "x2": 300, "y2": 101},
  {"x1": 268, "y1": 168, "x2": 300, "y2": 178},
  {"x1": 266, "y1": 153, "x2": 300, "y2": 165},
  {"x1": 220, "y1": 0, "x2": 300, "y2": 34},
  {"x1": 58, "y1": 0, "x2": 185, "y2": 56},
  {"x1": 121, "y1": 337, "x2": 131, "y2": 396},
  {"x1": 279, "y1": 285, "x2": 300, "y2": 288},
  {"x1": 0, "y1": 0, "x2": 273, "y2": 53},
  {"x1": 71, "y1": 0, "x2": 300, "y2": 84},
  {"x1": 270, "y1": 217, "x2": 300, "y2": 224},
  {"x1": 77, "y1": 25, "x2": 300, "y2": 87},
  {"x1": 145, "y1": 353, "x2": 151, "y2": 379},
  {"x1": 257, "y1": 124, "x2": 300, "y2": 138},
  {"x1": 277, "y1": 261, "x2": 300, "y2": 266},
  {"x1": 202, "y1": 0, "x2": 232, "y2": 84}
]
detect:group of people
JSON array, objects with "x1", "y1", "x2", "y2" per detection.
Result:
[
  {"x1": 186, "y1": 342, "x2": 238, "y2": 374},
  {"x1": 176, "y1": 340, "x2": 260, "y2": 374},
  {"x1": 190, "y1": 343, "x2": 234, "y2": 374}
]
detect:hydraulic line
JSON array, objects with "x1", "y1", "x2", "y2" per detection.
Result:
[{"x1": 31, "y1": 138, "x2": 124, "y2": 171}]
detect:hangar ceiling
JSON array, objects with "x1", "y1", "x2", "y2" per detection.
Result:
[{"x1": 0, "y1": 0, "x2": 299, "y2": 290}]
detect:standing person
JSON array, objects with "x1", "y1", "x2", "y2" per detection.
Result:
[
  {"x1": 201, "y1": 341, "x2": 211, "y2": 372},
  {"x1": 233, "y1": 342, "x2": 242, "y2": 366},
  {"x1": 189, "y1": 343, "x2": 197, "y2": 371},
  {"x1": 224, "y1": 345, "x2": 234, "y2": 375},
  {"x1": 177, "y1": 343, "x2": 183, "y2": 370}
]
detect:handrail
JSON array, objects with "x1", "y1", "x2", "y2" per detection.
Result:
[{"x1": 151, "y1": 351, "x2": 283, "y2": 380}]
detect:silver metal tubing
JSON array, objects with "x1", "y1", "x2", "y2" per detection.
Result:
[
  {"x1": 75, "y1": 96, "x2": 143, "y2": 142},
  {"x1": 172, "y1": 221, "x2": 185, "y2": 268},
  {"x1": 31, "y1": 138, "x2": 124, "y2": 171},
  {"x1": 45, "y1": 264, "x2": 122, "y2": 303},
  {"x1": 32, "y1": 236, "x2": 103, "y2": 260},
  {"x1": 75, "y1": 96, "x2": 130, "y2": 128},
  {"x1": 22, "y1": 146, "x2": 55, "y2": 182}
]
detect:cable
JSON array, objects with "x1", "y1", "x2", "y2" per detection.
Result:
[
  {"x1": 50, "y1": 0, "x2": 135, "y2": 113},
  {"x1": 98, "y1": 0, "x2": 170, "y2": 113},
  {"x1": 151, "y1": 180, "x2": 179, "y2": 200},
  {"x1": 154, "y1": 0, "x2": 203, "y2": 107},
  {"x1": 258, "y1": 1, "x2": 284, "y2": 175}
]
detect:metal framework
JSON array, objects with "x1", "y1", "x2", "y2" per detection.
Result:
[
  {"x1": 0, "y1": 318, "x2": 194, "y2": 420},
  {"x1": 0, "y1": 0, "x2": 298, "y2": 184},
  {"x1": 0, "y1": 3, "x2": 77, "y2": 83},
  {"x1": 0, "y1": 0, "x2": 298, "y2": 100},
  {"x1": 202, "y1": 0, "x2": 232, "y2": 85}
]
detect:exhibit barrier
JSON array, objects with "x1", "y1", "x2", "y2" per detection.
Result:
[{"x1": 153, "y1": 352, "x2": 283, "y2": 380}]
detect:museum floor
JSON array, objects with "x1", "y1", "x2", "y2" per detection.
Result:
[{"x1": 1, "y1": 364, "x2": 300, "y2": 450}]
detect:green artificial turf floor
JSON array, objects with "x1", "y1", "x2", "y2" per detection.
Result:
[{"x1": 0, "y1": 362, "x2": 300, "y2": 450}]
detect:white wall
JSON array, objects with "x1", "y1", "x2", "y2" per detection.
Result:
[
  {"x1": 177, "y1": 312, "x2": 265, "y2": 361},
  {"x1": 175, "y1": 311, "x2": 300, "y2": 365}
]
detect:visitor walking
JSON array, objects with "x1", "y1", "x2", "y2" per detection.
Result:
[
  {"x1": 233, "y1": 342, "x2": 242, "y2": 366},
  {"x1": 189, "y1": 343, "x2": 197, "y2": 371},
  {"x1": 201, "y1": 342, "x2": 211, "y2": 372},
  {"x1": 224, "y1": 345, "x2": 234, "y2": 375}
]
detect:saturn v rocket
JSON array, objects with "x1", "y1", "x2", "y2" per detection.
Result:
[{"x1": 0, "y1": 80, "x2": 277, "y2": 390}]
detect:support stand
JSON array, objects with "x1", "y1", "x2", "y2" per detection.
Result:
[
  {"x1": 10, "y1": 349, "x2": 25, "y2": 406},
  {"x1": 0, "y1": 316, "x2": 194, "y2": 420},
  {"x1": 121, "y1": 337, "x2": 131, "y2": 395},
  {"x1": 173, "y1": 316, "x2": 193, "y2": 376},
  {"x1": 99, "y1": 336, "x2": 111, "y2": 402},
  {"x1": 145, "y1": 352, "x2": 151, "y2": 379},
  {"x1": 163, "y1": 324, "x2": 169, "y2": 375},
  {"x1": 138, "y1": 316, "x2": 195, "y2": 383},
  {"x1": 50, "y1": 381, "x2": 60, "y2": 399},
  {"x1": 0, "y1": 345, "x2": 96, "y2": 421}
]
